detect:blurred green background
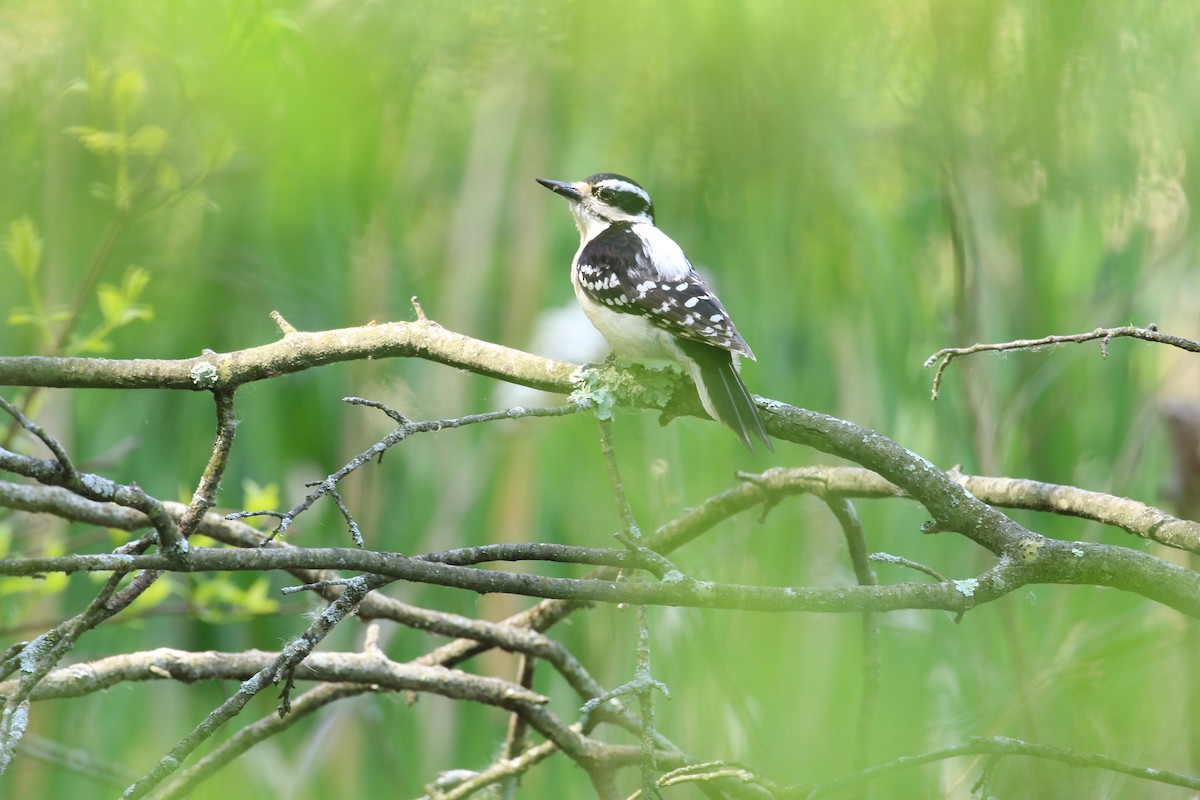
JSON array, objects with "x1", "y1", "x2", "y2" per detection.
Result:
[{"x1": 1, "y1": 0, "x2": 1198, "y2": 797}]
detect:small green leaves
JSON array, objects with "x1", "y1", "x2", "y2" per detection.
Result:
[
  {"x1": 192, "y1": 574, "x2": 280, "y2": 621},
  {"x1": 202, "y1": 130, "x2": 237, "y2": 173},
  {"x1": 4, "y1": 215, "x2": 56, "y2": 346},
  {"x1": 111, "y1": 67, "x2": 147, "y2": 118},
  {"x1": 4, "y1": 215, "x2": 43, "y2": 283},
  {"x1": 66, "y1": 126, "x2": 124, "y2": 156},
  {"x1": 129, "y1": 125, "x2": 168, "y2": 157},
  {"x1": 242, "y1": 480, "x2": 281, "y2": 526},
  {"x1": 72, "y1": 266, "x2": 155, "y2": 353},
  {"x1": 98, "y1": 265, "x2": 153, "y2": 326},
  {"x1": 63, "y1": 60, "x2": 234, "y2": 216}
]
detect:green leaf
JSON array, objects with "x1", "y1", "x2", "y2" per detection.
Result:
[
  {"x1": 243, "y1": 479, "x2": 281, "y2": 513},
  {"x1": 8, "y1": 307, "x2": 40, "y2": 326},
  {"x1": 67, "y1": 126, "x2": 125, "y2": 156},
  {"x1": 73, "y1": 336, "x2": 114, "y2": 354},
  {"x1": 156, "y1": 162, "x2": 181, "y2": 192},
  {"x1": 12, "y1": 305, "x2": 71, "y2": 327},
  {"x1": 241, "y1": 576, "x2": 280, "y2": 615},
  {"x1": 96, "y1": 283, "x2": 127, "y2": 325},
  {"x1": 262, "y1": 10, "x2": 300, "y2": 32},
  {"x1": 114, "y1": 164, "x2": 132, "y2": 211},
  {"x1": 83, "y1": 56, "x2": 110, "y2": 105},
  {"x1": 60, "y1": 78, "x2": 90, "y2": 97},
  {"x1": 111, "y1": 68, "x2": 146, "y2": 118},
  {"x1": 4, "y1": 215, "x2": 43, "y2": 282},
  {"x1": 202, "y1": 131, "x2": 237, "y2": 173},
  {"x1": 83, "y1": 266, "x2": 154, "y2": 349},
  {"x1": 128, "y1": 573, "x2": 173, "y2": 611},
  {"x1": 121, "y1": 265, "x2": 151, "y2": 301},
  {"x1": 129, "y1": 125, "x2": 168, "y2": 156}
]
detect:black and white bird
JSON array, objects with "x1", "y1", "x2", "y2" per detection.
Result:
[{"x1": 537, "y1": 173, "x2": 772, "y2": 451}]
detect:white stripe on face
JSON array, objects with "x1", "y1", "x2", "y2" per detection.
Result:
[{"x1": 595, "y1": 178, "x2": 650, "y2": 206}]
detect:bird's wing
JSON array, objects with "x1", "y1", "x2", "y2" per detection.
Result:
[{"x1": 576, "y1": 224, "x2": 755, "y2": 359}]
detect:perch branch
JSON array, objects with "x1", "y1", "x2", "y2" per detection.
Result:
[{"x1": 0, "y1": 319, "x2": 578, "y2": 393}]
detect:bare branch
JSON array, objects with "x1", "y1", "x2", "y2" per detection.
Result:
[
  {"x1": 923, "y1": 324, "x2": 1200, "y2": 400},
  {"x1": 0, "y1": 546, "x2": 999, "y2": 614},
  {"x1": 0, "y1": 431, "x2": 185, "y2": 557},
  {"x1": 177, "y1": 390, "x2": 238, "y2": 538},
  {"x1": 155, "y1": 683, "x2": 371, "y2": 800},
  {"x1": 825, "y1": 498, "x2": 880, "y2": 770},
  {"x1": 0, "y1": 319, "x2": 578, "y2": 394},
  {"x1": 228, "y1": 400, "x2": 582, "y2": 543},
  {"x1": 0, "y1": 395, "x2": 79, "y2": 480},
  {"x1": 869, "y1": 553, "x2": 949, "y2": 582},
  {"x1": 0, "y1": 647, "x2": 547, "y2": 705},
  {"x1": 268, "y1": 310, "x2": 297, "y2": 336},
  {"x1": 122, "y1": 573, "x2": 392, "y2": 798},
  {"x1": 742, "y1": 465, "x2": 1200, "y2": 555}
]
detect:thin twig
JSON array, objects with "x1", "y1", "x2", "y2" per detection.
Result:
[
  {"x1": 635, "y1": 605, "x2": 665, "y2": 798},
  {"x1": 598, "y1": 417, "x2": 640, "y2": 541},
  {"x1": 122, "y1": 573, "x2": 392, "y2": 799},
  {"x1": 0, "y1": 395, "x2": 79, "y2": 480},
  {"x1": 825, "y1": 498, "x2": 880, "y2": 774},
  {"x1": 228, "y1": 401, "x2": 582, "y2": 543},
  {"x1": 868, "y1": 553, "x2": 949, "y2": 582},
  {"x1": 0, "y1": 431, "x2": 185, "y2": 557},
  {"x1": 792, "y1": 735, "x2": 1200, "y2": 798},
  {"x1": 177, "y1": 389, "x2": 238, "y2": 537},
  {"x1": 269, "y1": 310, "x2": 297, "y2": 336},
  {"x1": 499, "y1": 654, "x2": 537, "y2": 800},
  {"x1": 923, "y1": 324, "x2": 1200, "y2": 400}
]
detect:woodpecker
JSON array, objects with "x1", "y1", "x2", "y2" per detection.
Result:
[{"x1": 537, "y1": 173, "x2": 772, "y2": 451}]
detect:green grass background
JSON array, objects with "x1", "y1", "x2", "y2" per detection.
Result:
[{"x1": 1, "y1": 1, "x2": 1198, "y2": 797}]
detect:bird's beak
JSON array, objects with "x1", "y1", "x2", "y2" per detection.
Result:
[{"x1": 536, "y1": 178, "x2": 583, "y2": 202}]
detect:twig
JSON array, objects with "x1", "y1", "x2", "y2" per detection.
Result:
[
  {"x1": 635, "y1": 605, "x2": 665, "y2": 798},
  {"x1": 155, "y1": 683, "x2": 372, "y2": 799},
  {"x1": 868, "y1": 553, "x2": 948, "y2": 582},
  {"x1": 269, "y1": 310, "x2": 297, "y2": 335},
  {"x1": 0, "y1": 431, "x2": 185, "y2": 557},
  {"x1": 228, "y1": 401, "x2": 582, "y2": 543},
  {"x1": 0, "y1": 395, "x2": 79, "y2": 480},
  {"x1": 923, "y1": 324, "x2": 1200, "y2": 400},
  {"x1": 177, "y1": 389, "x2": 238, "y2": 538},
  {"x1": 410, "y1": 295, "x2": 428, "y2": 321},
  {"x1": 0, "y1": 389, "x2": 243, "y2": 771},
  {"x1": 655, "y1": 761, "x2": 780, "y2": 796},
  {"x1": 598, "y1": 417, "x2": 640, "y2": 541},
  {"x1": 122, "y1": 573, "x2": 392, "y2": 799},
  {"x1": 825, "y1": 498, "x2": 880, "y2": 773},
  {"x1": 499, "y1": 654, "x2": 537, "y2": 800},
  {"x1": 597, "y1": 417, "x2": 682, "y2": 585},
  {"x1": 792, "y1": 735, "x2": 1200, "y2": 798}
]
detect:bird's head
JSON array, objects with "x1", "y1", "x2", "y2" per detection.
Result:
[{"x1": 536, "y1": 173, "x2": 656, "y2": 240}]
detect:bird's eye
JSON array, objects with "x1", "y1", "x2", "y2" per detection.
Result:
[{"x1": 596, "y1": 188, "x2": 615, "y2": 203}]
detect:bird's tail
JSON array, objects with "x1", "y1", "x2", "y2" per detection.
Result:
[{"x1": 676, "y1": 340, "x2": 773, "y2": 452}]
